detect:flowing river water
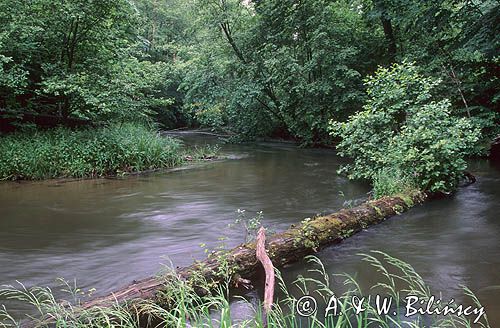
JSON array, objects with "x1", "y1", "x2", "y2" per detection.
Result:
[{"x1": 1, "y1": 132, "x2": 499, "y2": 325}]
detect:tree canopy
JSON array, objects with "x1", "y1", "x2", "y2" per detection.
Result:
[{"x1": 1, "y1": 0, "x2": 497, "y2": 140}]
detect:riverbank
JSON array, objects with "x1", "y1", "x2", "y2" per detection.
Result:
[
  {"x1": 2, "y1": 251, "x2": 491, "y2": 328},
  {"x1": 0, "y1": 125, "x2": 219, "y2": 181}
]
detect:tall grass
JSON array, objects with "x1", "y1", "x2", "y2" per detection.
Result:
[
  {"x1": 0, "y1": 124, "x2": 187, "y2": 180},
  {"x1": 372, "y1": 168, "x2": 418, "y2": 199},
  {"x1": 0, "y1": 252, "x2": 490, "y2": 327}
]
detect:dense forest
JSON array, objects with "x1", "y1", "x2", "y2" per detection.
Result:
[
  {"x1": 1, "y1": 0, "x2": 498, "y2": 137},
  {"x1": 0, "y1": 0, "x2": 499, "y2": 189}
]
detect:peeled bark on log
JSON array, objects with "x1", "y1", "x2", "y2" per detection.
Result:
[
  {"x1": 256, "y1": 226, "x2": 275, "y2": 323},
  {"x1": 23, "y1": 191, "x2": 427, "y2": 327}
]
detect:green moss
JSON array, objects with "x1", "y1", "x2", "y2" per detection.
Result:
[
  {"x1": 392, "y1": 204, "x2": 404, "y2": 214},
  {"x1": 293, "y1": 218, "x2": 320, "y2": 250},
  {"x1": 399, "y1": 195, "x2": 415, "y2": 207},
  {"x1": 370, "y1": 204, "x2": 384, "y2": 217}
]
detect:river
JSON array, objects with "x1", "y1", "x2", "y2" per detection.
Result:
[{"x1": 1, "y1": 132, "x2": 499, "y2": 325}]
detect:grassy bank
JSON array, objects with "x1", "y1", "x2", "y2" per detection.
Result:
[{"x1": 0, "y1": 124, "x2": 213, "y2": 181}]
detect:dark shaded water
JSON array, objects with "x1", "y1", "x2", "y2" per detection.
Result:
[{"x1": 1, "y1": 132, "x2": 499, "y2": 325}]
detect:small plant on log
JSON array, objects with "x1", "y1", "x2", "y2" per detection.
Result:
[
  {"x1": 229, "y1": 209, "x2": 264, "y2": 243},
  {"x1": 294, "y1": 218, "x2": 320, "y2": 251}
]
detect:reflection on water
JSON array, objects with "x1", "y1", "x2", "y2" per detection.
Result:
[{"x1": 0, "y1": 133, "x2": 499, "y2": 325}]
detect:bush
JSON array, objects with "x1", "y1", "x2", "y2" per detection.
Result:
[
  {"x1": 330, "y1": 61, "x2": 480, "y2": 193},
  {"x1": 0, "y1": 124, "x2": 183, "y2": 180}
]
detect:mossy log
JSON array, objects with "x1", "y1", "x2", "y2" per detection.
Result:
[{"x1": 79, "y1": 191, "x2": 426, "y2": 311}]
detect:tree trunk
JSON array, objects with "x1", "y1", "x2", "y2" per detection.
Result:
[
  {"x1": 79, "y1": 192, "x2": 426, "y2": 309},
  {"x1": 381, "y1": 16, "x2": 396, "y2": 60},
  {"x1": 374, "y1": 0, "x2": 397, "y2": 61},
  {"x1": 22, "y1": 191, "x2": 427, "y2": 327}
]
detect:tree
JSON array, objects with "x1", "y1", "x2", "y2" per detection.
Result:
[
  {"x1": 0, "y1": 0, "x2": 171, "y2": 122},
  {"x1": 366, "y1": 0, "x2": 500, "y2": 152},
  {"x1": 181, "y1": 0, "x2": 383, "y2": 143},
  {"x1": 330, "y1": 61, "x2": 479, "y2": 193}
]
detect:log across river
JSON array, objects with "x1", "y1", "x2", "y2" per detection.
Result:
[{"x1": 80, "y1": 191, "x2": 426, "y2": 310}]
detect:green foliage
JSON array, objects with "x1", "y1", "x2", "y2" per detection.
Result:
[
  {"x1": 194, "y1": 103, "x2": 228, "y2": 131},
  {"x1": 371, "y1": 0, "x2": 500, "y2": 152},
  {"x1": 0, "y1": 0, "x2": 173, "y2": 122},
  {"x1": 179, "y1": 0, "x2": 380, "y2": 143},
  {"x1": 132, "y1": 0, "x2": 197, "y2": 129},
  {"x1": 0, "y1": 54, "x2": 27, "y2": 92},
  {"x1": 1, "y1": 0, "x2": 497, "y2": 146},
  {"x1": 0, "y1": 124, "x2": 183, "y2": 180},
  {"x1": 229, "y1": 209, "x2": 264, "y2": 243},
  {"x1": 175, "y1": 0, "x2": 497, "y2": 147},
  {"x1": 331, "y1": 61, "x2": 480, "y2": 193}
]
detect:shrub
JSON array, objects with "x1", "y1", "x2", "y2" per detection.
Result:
[
  {"x1": 330, "y1": 61, "x2": 479, "y2": 193},
  {"x1": 194, "y1": 103, "x2": 228, "y2": 131}
]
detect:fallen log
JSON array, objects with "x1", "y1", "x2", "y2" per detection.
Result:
[
  {"x1": 80, "y1": 191, "x2": 426, "y2": 308},
  {"x1": 23, "y1": 190, "x2": 427, "y2": 326}
]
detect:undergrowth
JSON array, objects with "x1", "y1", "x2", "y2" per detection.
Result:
[{"x1": 372, "y1": 168, "x2": 419, "y2": 199}]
